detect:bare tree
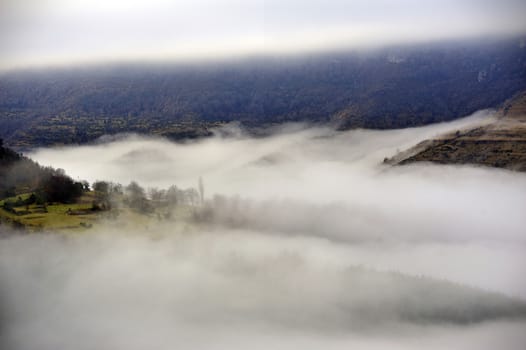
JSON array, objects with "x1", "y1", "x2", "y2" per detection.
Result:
[
  {"x1": 198, "y1": 176, "x2": 205, "y2": 205},
  {"x1": 125, "y1": 181, "x2": 150, "y2": 212},
  {"x1": 166, "y1": 185, "x2": 179, "y2": 207}
]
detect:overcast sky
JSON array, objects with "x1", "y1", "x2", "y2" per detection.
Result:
[{"x1": 1, "y1": 0, "x2": 526, "y2": 70}]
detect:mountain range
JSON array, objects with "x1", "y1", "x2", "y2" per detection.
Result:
[{"x1": 1, "y1": 37, "x2": 525, "y2": 149}]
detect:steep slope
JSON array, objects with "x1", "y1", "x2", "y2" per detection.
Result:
[
  {"x1": 0, "y1": 140, "x2": 85, "y2": 200},
  {"x1": 387, "y1": 91, "x2": 526, "y2": 171}
]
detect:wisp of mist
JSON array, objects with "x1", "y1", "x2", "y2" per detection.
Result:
[{"x1": 2, "y1": 110, "x2": 526, "y2": 349}]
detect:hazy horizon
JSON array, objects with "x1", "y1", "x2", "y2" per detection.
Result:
[{"x1": 1, "y1": 0, "x2": 526, "y2": 71}]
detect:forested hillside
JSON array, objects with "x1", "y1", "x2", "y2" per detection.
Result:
[
  {"x1": 1, "y1": 38, "x2": 525, "y2": 147},
  {"x1": 0, "y1": 139, "x2": 84, "y2": 201}
]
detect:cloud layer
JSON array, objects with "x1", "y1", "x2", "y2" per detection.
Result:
[
  {"x1": 1, "y1": 110, "x2": 525, "y2": 348},
  {"x1": 1, "y1": 0, "x2": 526, "y2": 69},
  {"x1": 1, "y1": 231, "x2": 526, "y2": 350}
]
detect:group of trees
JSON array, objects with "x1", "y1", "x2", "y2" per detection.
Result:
[
  {"x1": 91, "y1": 179, "x2": 204, "y2": 214},
  {"x1": 2, "y1": 171, "x2": 87, "y2": 212},
  {"x1": 2, "y1": 176, "x2": 205, "y2": 222},
  {"x1": 40, "y1": 170, "x2": 85, "y2": 203},
  {"x1": 91, "y1": 180, "x2": 122, "y2": 211},
  {"x1": 2, "y1": 137, "x2": 207, "y2": 215}
]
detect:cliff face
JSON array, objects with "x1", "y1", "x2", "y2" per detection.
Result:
[{"x1": 388, "y1": 92, "x2": 526, "y2": 172}]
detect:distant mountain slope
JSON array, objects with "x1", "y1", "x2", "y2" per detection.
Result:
[
  {"x1": 1, "y1": 37, "x2": 525, "y2": 148},
  {"x1": 386, "y1": 91, "x2": 526, "y2": 171}
]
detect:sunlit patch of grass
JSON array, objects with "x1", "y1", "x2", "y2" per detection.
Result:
[
  {"x1": 1, "y1": 191, "x2": 199, "y2": 233},
  {"x1": 0, "y1": 192, "x2": 100, "y2": 232}
]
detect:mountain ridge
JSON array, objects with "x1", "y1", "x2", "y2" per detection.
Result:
[{"x1": 1, "y1": 37, "x2": 525, "y2": 148}]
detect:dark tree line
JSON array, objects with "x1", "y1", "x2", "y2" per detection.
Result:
[
  {"x1": 40, "y1": 171, "x2": 84, "y2": 203},
  {"x1": 1, "y1": 140, "x2": 86, "y2": 203},
  {"x1": 91, "y1": 180, "x2": 202, "y2": 215}
]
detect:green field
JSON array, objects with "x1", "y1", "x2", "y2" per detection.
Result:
[
  {"x1": 0, "y1": 192, "x2": 99, "y2": 231},
  {"x1": 0, "y1": 191, "x2": 197, "y2": 233}
]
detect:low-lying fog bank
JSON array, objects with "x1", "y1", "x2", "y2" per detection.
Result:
[
  {"x1": 1, "y1": 231, "x2": 526, "y2": 350},
  {"x1": 1, "y1": 110, "x2": 525, "y2": 349}
]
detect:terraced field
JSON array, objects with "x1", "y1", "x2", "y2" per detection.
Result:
[{"x1": 388, "y1": 92, "x2": 526, "y2": 171}]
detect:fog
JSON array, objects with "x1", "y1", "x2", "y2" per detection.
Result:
[
  {"x1": 1, "y1": 0, "x2": 526, "y2": 70},
  {"x1": 2, "y1": 110, "x2": 526, "y2": 349}
]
